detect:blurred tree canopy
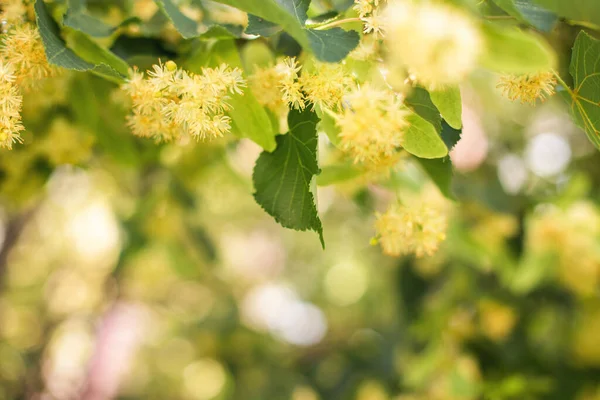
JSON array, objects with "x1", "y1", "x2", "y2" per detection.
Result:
[{"x1": 1, "y1": 0, "x2": 600, "y2": 399}]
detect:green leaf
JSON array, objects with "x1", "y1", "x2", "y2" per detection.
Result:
[
  {"x1": 253, "y1": 108, "x2": 324, "y2": 247},
  {"x1": 63, "y1": 0, "x2": 141, "y2": 37},
  {"x1": 184, "y1": 40, "x2": 277, "y2": 151},
  {"x1": 246, "y1": 15, "x2": 281, "y2": 36},
  {"x1": 316, "y1": 107, "x2": 341, "y2": 146},
  {"x1": 430, "y1": 86, "x2": 462, "y2": 129},
  {"x1": 491, "y1": 0, "x2": 557, "y2": 32},
  {"x1": 154, "y1": 0, "x2": 199, "y2": 39},
  {"x1": 479, "y1": 22, "x2": 556, "y2": 73},
  {"x1": 402, "y1": 113, "x2": 448, "y2": 159},
  {"x1": 214, "y1": 0, "x2": 311, "y2": 49},
  {"x1": 564, "y1": 31, "x2": 600, "y2": 150},
  {"x1": 306, "y1": 28, "x2": 360, "y2": 63},
  {"x1": 405, "y1": 87, "x2": 442, "y2": 133},
  {"x1": 532, "y1": 0, "x2": 600, "y2": 28},
  {"x1": 34, "y1": 0, "x2": 125, "y2": 81}
]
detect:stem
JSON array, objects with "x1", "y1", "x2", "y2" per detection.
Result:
[
  {"x1": 309, "y1": 17, "x2": 362, "y2": 30},
  {"x1": 552, "y1": 69, "x2": 574, "y2": 97}
]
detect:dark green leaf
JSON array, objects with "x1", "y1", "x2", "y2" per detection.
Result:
[
  {"x1": 405, "y1": 87, "x2": 442, "y2": 133},
  {"x1": 564, "y1": 31, "x2": 600, "y2": 150},
  {"x1": 246, "y1": 15, "x2": 281, "y2": 36},
  {"x1": 63, "y1": 29, "x2": 130, "y2": 76},
  {"x1": 64, "y1": 0, "x2": 141, "y2": 37},
  {"x1": 253, "y1": 108, "x2": 324, "y2": 247},
  {"x1": 306, "y1": 28, "x2": 360, "y2": 63},
  {"x1": 491, "y1": 0, "x2": 557, "y2": 32},
  {"x1": 34, "y1": 0, "x2": 125, "y2": 81}
]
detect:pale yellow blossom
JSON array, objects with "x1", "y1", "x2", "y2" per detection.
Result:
[
  {"x1": 497, "y1": 71, "x2": 556, "y2": 104},
  {"x1": 0, "y1": 60, "x2": 24, "y2": 149}
]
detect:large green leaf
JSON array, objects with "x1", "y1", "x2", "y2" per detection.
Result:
[
  {"x1": 491, "y1": 0, "x2": 557, "y2": 32},
  {"x1": 430, "y1": 86, "x2": 462, "y2": 129},
  {"x1": 63, "y1": 29, "x2": 130, "y2": 76},
  {"x1": 532, "y1": 0, "x2": 600, "y2": 28},
  {"x1": 34, "y1": 0, "x2": 124, "y2": 81},
  {"x1": 479, "y1": 22, "x2": 555, "y2": 73},
  {"x1": 402, "y1": 113, "x2": 448, "y2": 159},
  {"x1": 184, "y1": 40, "x2": 277, "y2": 151},
  {"x1": 253, "y1": 108, "x2": 324, "y2": 246},
  {"x1": 565, "y1": 31, "x2": 600, "y2": 150}
]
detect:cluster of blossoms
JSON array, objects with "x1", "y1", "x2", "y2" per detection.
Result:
[
  {"x1": 122, "y1": 61, "x2": 245, "y2": 142},
  {"x1": 525, "y1": 202, "x2": 600, "y2": 296},
  {"x1": 354, "y1": 0, "x2": 385, "y2": 37},
  {"x1": 250, "y1": 57, "x2": 354, "y2": 113},
  {"x1": 0, "y1": 7, "x2": 56, "y2": 149},
  {"x1": 335, "y1": 84, "x2": 409, "y2": 167},
  {"x1": 382, "y1": 1, "x2": 483, "y2": 89},
  {"x1": 0, "y1": 61, "x2": 24, "y2": 149},
  {"x1": 497, "y1": 71, "x2": 557, "y2": 104},
  {"x1": 374, "y1": 204, "x2": 448, "y2": 258}
]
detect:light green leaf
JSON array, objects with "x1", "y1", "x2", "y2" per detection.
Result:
[
  {"x1": 564, "y1": 31, "x2": 600, "y2": 150},
  {"x1": 532, "y1": 0, "x2": 600, "y2": 28},
  {"x1": 430, "y1": 86, "x2": 462, "y2": 129},
  {"x1": 34, "y1": 0, "x2": 125, "y2": 81},
  {"x1": 154, "y1": 0, "x2": 199, "y2": 38},
  {"x1": 253, "y1": 108, "x2": 324, "y2": 247},
  {"x1": 479, "y1": 22, "x2": 556, "y2": 73},
  {"x1": 317, "y1": 163, "x2": 363, "y2": 186},
  {"x1": 403, "y1": 113, "x2": 448, "y2": 159}
]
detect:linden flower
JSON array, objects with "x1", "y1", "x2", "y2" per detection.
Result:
[
  {"x1": 335, "y1": 84, "x2": 408, "y2": 166},
  {"x1": 353, "y1": 0, "x2": 383, "y2": 19},
  {"x1": 0, "y1": 0, "x2": 27, "y2": 24},
  {"x1": 383, "y1": 1, "x2": 482, "y2": 89},
  {"x1": 0, "y1": 60, "x2": 24, "y2": 149},
  {"x1": 249, "y1": 65, "x2": 287, "y2": 112},
  {"x1": 298, "y1": 61, "x2": 355, "y2": 111},
  {"x1": 275, "y1": 57, "x2": 305, "y2": 110},
  {"x1": 0, "y1": 23, "x2": 57, "y2": 89},
  {"x1": 497, "y1": 72, "x2": 556, "y2": 104},
  {"x1": 122, "y1": 61, "x2": 246, "y2": 142},
  {"x1": 374, "y1": 204, "x2": 447, "y2": 258}
]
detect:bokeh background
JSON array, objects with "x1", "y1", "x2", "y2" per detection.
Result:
[{"x1": 1, "y1": 1, "x2": 600, "y2": 399}]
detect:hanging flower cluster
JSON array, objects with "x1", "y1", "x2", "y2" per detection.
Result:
[
  {"x1": 122, "y1": 61, "x2": 246, "y2": 142},
  {"x1": 374, "y1": 204, "x2": 448, "y2": 258},
  {"x1": 0, "y1": 61, "x2": 24, "y2": 149}
]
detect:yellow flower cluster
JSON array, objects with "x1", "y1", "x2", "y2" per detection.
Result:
[
  {"x1": 526, "y1": 202, "x2": 600, "y2": 297},
  {"x1": 354, "y1": 0, "x2": 385, "y2": 36},
  {"x1": 122, "y1": 61, "x2": 246, "y2": 142},
  {"x1": 1, "y1": 23, "x2": 57, "y2": 89},
  {"x1": 374, "y1": 204, "x2": 447, "y2": 258},
  {"x1": 0, "y1": 0, "x2": 28, "y2": 25},
  {"x1": 335, "y1": 84, "x2": 408, "y2": 166},
  {"x1": 0, "y1": 61, "x2": 24, "y2": 149},
  {"x1": 383, "y1": 1, "x2": 482, "y2": 89},
  {"x1": 249, "y1": 57, "x2": 354, "y2": 112},
  {"x1": 497, "y1": 72, "x2": 556, "y2": 104}
]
